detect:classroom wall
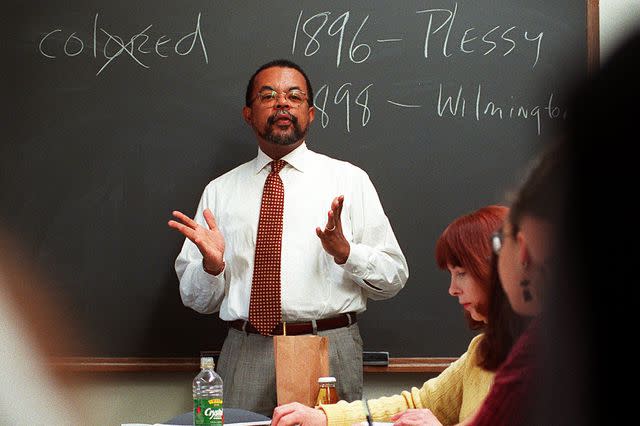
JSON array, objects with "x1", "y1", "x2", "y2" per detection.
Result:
[
  {"x1": 600, "y1": 0, "x2": 640, "y2": 61},
  {"x1": 62, "y1": 4, "x2": 640, "y2": 425}
]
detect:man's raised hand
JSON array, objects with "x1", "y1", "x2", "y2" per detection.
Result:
[
  {"x1": 315, "y1": 195, "x2": 350, "y2": 265},
  {"x1": 168, "y1": 208, "x2": 225, "y2": 275}
]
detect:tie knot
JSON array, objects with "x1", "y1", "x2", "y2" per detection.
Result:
[{"x1": 270, "y1": 160, "x2": 286, "y2": 174}]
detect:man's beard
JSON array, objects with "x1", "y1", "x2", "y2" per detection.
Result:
[{"x1": 259, "y1": 110, "x2": 307, "y2": 146}]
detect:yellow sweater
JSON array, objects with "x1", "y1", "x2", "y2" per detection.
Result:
[{"x1": 320, "y1": 334, "x2": 493, "y2": 426}]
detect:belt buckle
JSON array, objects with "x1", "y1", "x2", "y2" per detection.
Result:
[{"x1": 282, "y1": 321, "x2": 287, "y2": 336}]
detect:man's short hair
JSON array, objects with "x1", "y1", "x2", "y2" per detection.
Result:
[{"x1": 245, "y1": 59, "x2": 314, "y2": 107}]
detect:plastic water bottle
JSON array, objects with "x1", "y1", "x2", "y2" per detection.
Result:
[{"x1": 193, "y1": 356, "x2": 224, "y2": 425}]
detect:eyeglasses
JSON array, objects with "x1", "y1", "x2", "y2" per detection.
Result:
[
  {"x1": 251, "y1": 89, "x2": 308, "y2": 107},
  {"x1": 491, "y1": 230, "x2": 504, "y2": 255},
  {"x1": 491, "y1": 227, "x2": 516, "y2": 255}
]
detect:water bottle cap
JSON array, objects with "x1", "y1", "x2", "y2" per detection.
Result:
[
  {"x1": 200, "y1": 356, "x2": 215, "y2": 369},
  {"x1": 318, "y1": 376, "x2": 336, "y2": 384}
]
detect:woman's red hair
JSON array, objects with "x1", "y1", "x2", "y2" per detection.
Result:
[
  {"x1": 435, "y1": 205, "x2": 508, "y2": 329},
  {"x1": 435, "y1": 205, "x2": 529, "y2": 370}
]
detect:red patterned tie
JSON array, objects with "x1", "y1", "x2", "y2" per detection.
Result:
[{"x1": 249, "y1": 159, "x2": 286, "y2": 335}]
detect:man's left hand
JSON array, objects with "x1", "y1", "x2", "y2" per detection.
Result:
[{"x1": 316, "y1": 195, "x2": 350, "y2": 264}]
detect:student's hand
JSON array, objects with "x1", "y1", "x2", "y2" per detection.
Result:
[
  {"x1": 391, "y1": 409, "x2": 443, "y2": 426},
  {"x1": 316, "y1": 195, "x2": 350, "y2": 264},
  {"x1": 168, "y1": 209, "x2": 225, "y2": 274},
  {"x1": 272, "y1": 402, "x2": 327, "y2": 426}
]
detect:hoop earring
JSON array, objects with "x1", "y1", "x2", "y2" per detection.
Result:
[{"x1": 520, "y1": 279, "x2": 533, "y2": 303}]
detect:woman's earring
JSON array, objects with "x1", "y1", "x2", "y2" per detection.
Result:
[{"x1": 520, "y1": 279, "x2": 533, "y2": 302}]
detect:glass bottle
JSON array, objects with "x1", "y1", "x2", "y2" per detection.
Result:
[
  {"x1": 193, "y1": 356, "x2": 224, "y2": 425},
  {"x1": 316, "y1": 376, "x2": 340, "y2": 406}
]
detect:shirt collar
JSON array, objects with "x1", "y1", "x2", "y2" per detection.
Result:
[{"x1": 254, "y1": 142, "x2": 309, "y2": 174}]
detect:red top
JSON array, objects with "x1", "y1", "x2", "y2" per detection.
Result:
[{"x1": 470, "y1": 319, "x2": 539, "y2": 426}]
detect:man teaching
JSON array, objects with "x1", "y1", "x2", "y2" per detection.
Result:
[{"x1": 168, "y1": 59, "x2": 408, "y2": 416}]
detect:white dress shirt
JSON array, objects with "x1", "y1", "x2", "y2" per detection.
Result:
[{"x1": 175, "y1": 142, "x2": 408, "y2": 322}]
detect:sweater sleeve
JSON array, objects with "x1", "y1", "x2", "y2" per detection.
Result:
[
  {"x1": 406, "y1": 337, "x2": 479, "y2": 424},
  {"x1": 321, "y1": 335, "x2": 485, "y2": 426}
]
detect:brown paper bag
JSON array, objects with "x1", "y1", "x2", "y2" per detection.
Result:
[{"x1": 274, "y1": 334, "x2": 329, "y2": 407}]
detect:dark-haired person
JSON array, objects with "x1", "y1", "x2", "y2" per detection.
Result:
[
  {"x1": 272, "y1": 205, "x2": 528, "y2": 426},
  {"x1": 168, "y1": 59, "x2": 408, "y2": 415},
  {"x1": 412, "y1": 136, "x2": 562, "y2": 426},
  {"x1": 418, "y1": 29, "x2": 640, "y2": 426},
  {"x1": 466, "y1": 150, "x2": 560, "y2": 426}
]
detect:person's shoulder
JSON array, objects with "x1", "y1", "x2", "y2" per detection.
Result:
[
  {"x1": 307, "y1": 148, "x2": 370, "y2": 178},
  {"x1": 205, "y1": 157, "x2": 256, "y2": 189},
  {"x1": 460, "y1": 334, "x2": 488, "y2": 373},
  {"x1": 467, "y1": 333, "x2": 485, "y2": 355}
]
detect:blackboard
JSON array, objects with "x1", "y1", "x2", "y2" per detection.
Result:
[{"x1": 3, "y1": 1, "x2": 592, "y2": 357}]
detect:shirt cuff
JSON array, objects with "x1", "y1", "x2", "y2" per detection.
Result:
[
  {"x1": 197, "y1": 261, "x2": 223, "y2": 286},
  {"x1": 203, "y1": 258, "x2": 225, "y2": 276},
  {"x1": 340, "y1": 244, "x2": 387, "y2": 292},
  {"x1": 341, "y1": 243, "x2": 369, "y2": 277}
]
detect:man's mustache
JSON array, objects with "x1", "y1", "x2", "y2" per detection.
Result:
[{"x1": 268, "y1": 109, "x2": 298, "y2": 126}]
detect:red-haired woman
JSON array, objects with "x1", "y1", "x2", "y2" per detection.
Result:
[{"x1": 272, "y1": 205, "x2": 527, "y2": 426}]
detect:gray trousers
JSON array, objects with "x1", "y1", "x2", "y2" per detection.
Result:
[{"x1": 216, "y1": 323, "x2": 363, "y2": 417}]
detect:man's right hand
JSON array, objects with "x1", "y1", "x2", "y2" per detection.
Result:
[{"x1": 168, "y1": 208, "x2": 225, "y2": 275}]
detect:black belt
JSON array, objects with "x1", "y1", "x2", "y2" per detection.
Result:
[{"x1": 230, "y1": 312, "x2": 357, "y2": 336}]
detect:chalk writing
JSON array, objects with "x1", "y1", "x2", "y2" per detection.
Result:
[
  {"x1": 292, "y1": 4, "x2": 543, "y2": 69},
  {"x1": 292, "y1": 10, "x2": 371, "y2": 67},
  {"x1": 416, "y1": 3, "x2": 543, "y2": 68},
  {"x1": 314, "y1": 83, "x2": 373, "y2": 132},
  {"x1": 434, "y1": 83, "x2": 566, "y2": 135},
  {"x1": 31, "y1": 4, "x2": 569, "y2": 136},
  {"x1": 289, "y1": 4, "x2": 559, "y2": 134},
  {"x1": 38, "y1": 13, "x2": 208, "y2": 75}
]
